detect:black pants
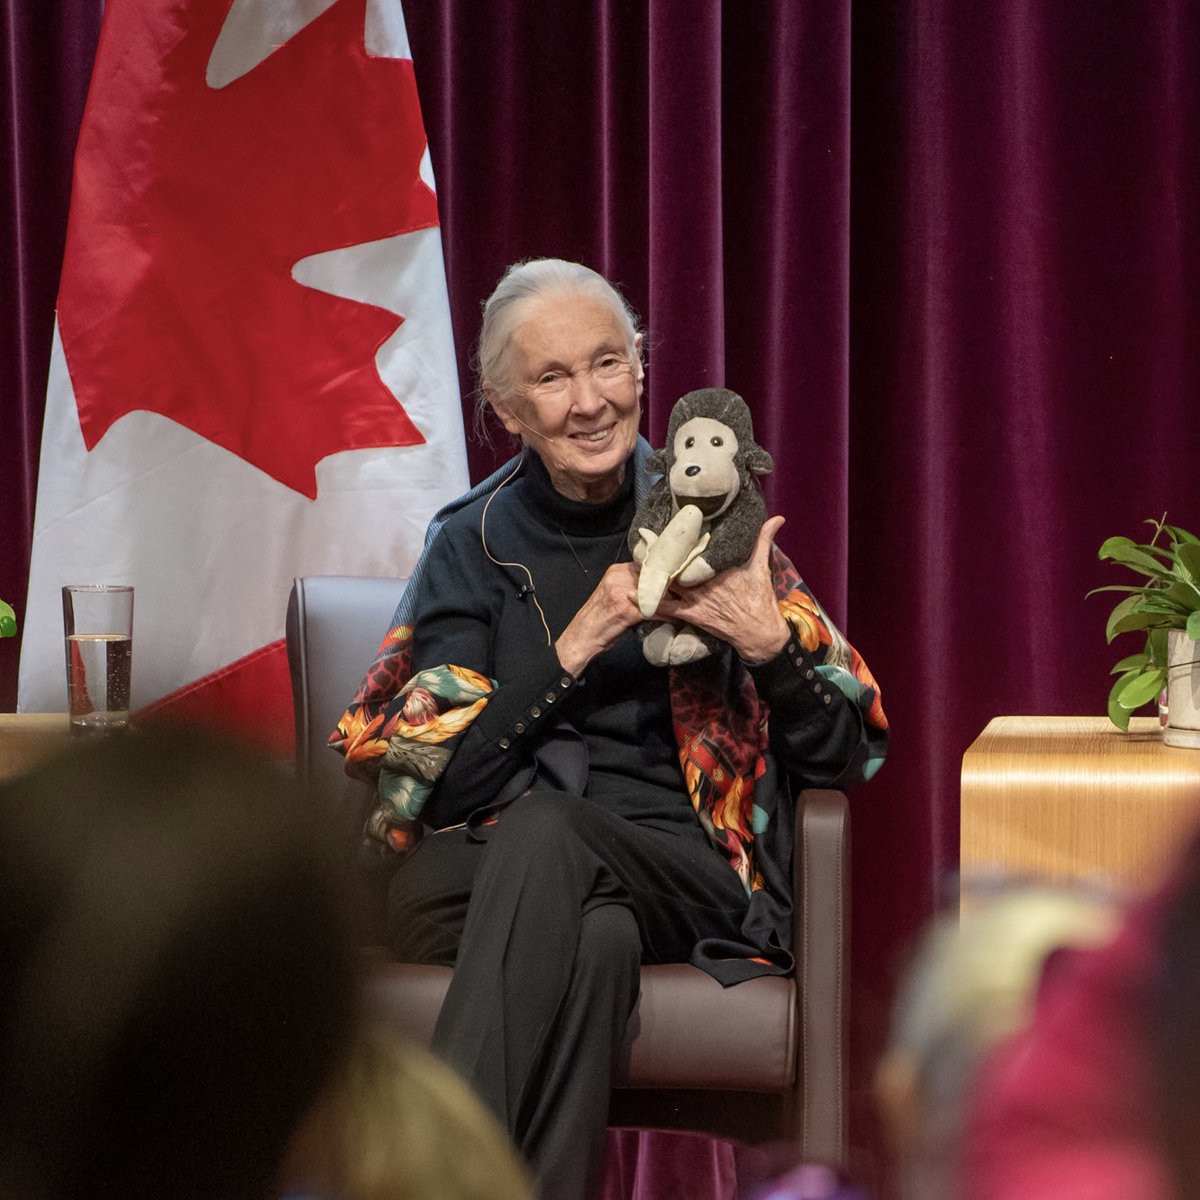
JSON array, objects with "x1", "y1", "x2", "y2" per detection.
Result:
[{"x1": 386, "y1": 790, "x2": 749, "y2": 1200}]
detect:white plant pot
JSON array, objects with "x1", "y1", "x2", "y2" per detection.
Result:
[{"x1": 1164, "y1": 628, "x2": 1200, "y2": 748}]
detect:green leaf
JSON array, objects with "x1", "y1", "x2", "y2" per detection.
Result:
[
  {"x1": 1108, "y1": 610, "x2": 1174, "y2": 641},
  {"x1": 1167, "y1": 525, "x2": 1200, "y2": 548},
  {"x1": 1132, "y1": 597, "x2": 1190, "y2": 619},
  {"x1": 1107, "y1": 673, "x2": 1135, "y2": 730},
  {"x1": 1134, "y1": 595, "x2": 1188, "y2": 615},
  {"x1": 1104, "y1": 594, "x2": 1144, "y2": 641},
  {"x1": 0, "y1": 600, "x2": 15, "y2": 639},
  {"x1": 1111, "y1": 652, "x2": 1150, "y2": 674},
  {"x1": 1098, "y1": 538, "x2": 1174, "y2": 579},
  {"x1": 1098, "y1": 535, "x2": 1135, "y2": 559},
  {"x1": 1086, "y1": 584, "x2": 1161, "y2": 598},
  {"x1": 1178, "y1": 542, "x2": 1200, "y2": 583},
  {"x1": 1138, "y1": 541, "x2": 1178, "y2": 565},
  {"x1": 1165, "y1": 578, "x2": 1200, "y2": 611},
  {"x1": 1149, "y1": 627, "x2": 1170, "y2": 666},
  {"x1": 1117, "y1": 667, "x2": 1168, "y2": 710},
  {"x1": 1188, "y1": 610, "x2": 1200, "y2": 641}
]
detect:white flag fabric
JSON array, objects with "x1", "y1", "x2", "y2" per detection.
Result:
[{"x1": 19, "y1": 0, "x2": 467, "y2": 753}]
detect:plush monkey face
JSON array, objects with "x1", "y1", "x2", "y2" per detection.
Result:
[{"x1": 668, "y1": 416, "x2": 742, "y2": 518}]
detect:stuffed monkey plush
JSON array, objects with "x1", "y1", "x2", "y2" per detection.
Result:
[{"x1": 628, "y1": 388, "x2": 773, "y2": 665}]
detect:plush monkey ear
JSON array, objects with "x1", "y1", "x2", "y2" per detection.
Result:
[
  {"x1": 744, "y1": 444, "x2": 774, "y2": 475},
  {"x1": 647, "y1": 448, "x2": 668, "y2": 474}
]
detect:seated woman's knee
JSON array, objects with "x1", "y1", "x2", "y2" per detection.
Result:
[
  {"x1": 487, "y1": 791, "x2": 595, "y2": 859},
  {"x1": 576, "y1": 903, "x2": 641, "y2": 978}
]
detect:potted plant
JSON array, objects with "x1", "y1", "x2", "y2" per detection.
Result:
[
  {"x1": 1089, "y1": 516, "x2": 1200, "y2": 745},
  {"x1": 0, "y1": 600, "x2": 14, "y2": 638}
]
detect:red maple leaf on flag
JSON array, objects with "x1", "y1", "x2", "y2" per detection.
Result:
[{"x1": 57, "y1": 0, "x2": 440, "y2": 499}]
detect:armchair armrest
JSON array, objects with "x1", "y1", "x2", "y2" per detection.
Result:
[{"x1": 792, "y1": 788, "x2": 851, "y2": 1164}]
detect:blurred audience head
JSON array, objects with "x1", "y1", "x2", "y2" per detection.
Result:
[
  {"x1": 0, "y1": 731, "x2": 360, "y2": 1200},
  {"x1": 876, "y1": 884, "x2": 1116, "y2": 1200},
  {"x1": 282, "y1": 1022, "x2": 534, "y2": 1200}
]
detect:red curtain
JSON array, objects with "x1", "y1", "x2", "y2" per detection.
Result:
[{"x1": 6, "y1": 1, "x2": 1200, "y2": 1193}]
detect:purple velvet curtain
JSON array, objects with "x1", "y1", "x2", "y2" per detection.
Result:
[
  {"x1": 6, "y1": 1, "x2": 1200, "y2": 1194},
  {"x1": 0, "y1": 0, "x2": 104, "y2": 714},
  {"x1": 846, "y1": 4, "x2": 1200, "y2": 1112}
]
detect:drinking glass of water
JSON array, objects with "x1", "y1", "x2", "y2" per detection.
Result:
[{"x1": 62, "y1": 585, "x2": 134, "y2": 736}]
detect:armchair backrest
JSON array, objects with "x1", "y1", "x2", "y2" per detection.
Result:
[{"x1": 286, "y1": 575, "x2": 408, "y2": 840}]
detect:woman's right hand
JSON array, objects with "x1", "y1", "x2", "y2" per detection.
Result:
[{"x1": 554, "y1": 562, "x2": 644, "y2": 677}]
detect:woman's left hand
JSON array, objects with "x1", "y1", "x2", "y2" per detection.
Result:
[{"x1": 653, "y1": 516, "x2": 791, "y2": 664}]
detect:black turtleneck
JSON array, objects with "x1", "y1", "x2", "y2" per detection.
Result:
[{"x1": 410, "y1": 450, "x2": 695, "y2": 829}]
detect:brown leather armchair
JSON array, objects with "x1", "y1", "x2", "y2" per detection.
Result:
[{"x1": 286, "y1": 575, "x2": 851, "y2": 1163}]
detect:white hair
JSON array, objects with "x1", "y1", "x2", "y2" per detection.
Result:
[{"x1": 472, "y1": 258, "x2": 643, "y2": 436}]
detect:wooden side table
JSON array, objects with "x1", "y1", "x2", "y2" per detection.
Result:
[
  {"x1": 0, "y1": 713, "x2": 73, "y2": 783},
  {"x1": 960, "y1": 715, "x2": 1200, "y2": 901}
]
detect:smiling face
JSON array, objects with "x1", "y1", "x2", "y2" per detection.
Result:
[{"x1": 487, "y1": 291, "x2": 644, "y2": 503}]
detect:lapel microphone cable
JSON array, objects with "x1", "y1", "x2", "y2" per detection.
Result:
[{"x1": 479, "y1": 453, "x2": 553, "y2": 646}]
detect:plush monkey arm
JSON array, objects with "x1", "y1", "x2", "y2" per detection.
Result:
[
  {"x1": 693, "y1": 487, "x2": 767, "y2": 575},
  {"x1": 669, "y1": 486, "x2": 767, "y2": 587},
  {"x1": 626, "y1": 484, "x2": 673, "y2": 560}
]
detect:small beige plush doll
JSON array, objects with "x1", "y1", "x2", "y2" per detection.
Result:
[{"x1": 628, "y1": 388, "x2": 773, "y2": 665}]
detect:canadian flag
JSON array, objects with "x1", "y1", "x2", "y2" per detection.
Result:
[{"x1": 19, "y1": 0, "x2": 467, "y2": 754}]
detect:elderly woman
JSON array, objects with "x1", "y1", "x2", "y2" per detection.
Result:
[{"x1": 333, "y1": 259, "x2": 888, "y2": 1199}]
